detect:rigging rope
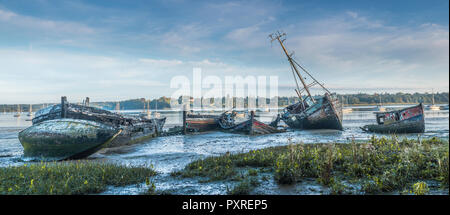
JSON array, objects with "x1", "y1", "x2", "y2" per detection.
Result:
[
  {"x1": 291, "y1": 59, "x2": 331, "y2": 94},
  {"x1": 291, "y1": 63, "x2": 302, "y2": 95}
]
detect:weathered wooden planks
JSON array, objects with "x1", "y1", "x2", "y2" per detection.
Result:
[{"x1": 361, "y1": 103, "x2": 425, "y2": 134}]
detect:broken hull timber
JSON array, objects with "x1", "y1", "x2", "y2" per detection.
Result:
[
  {"x1": 226, "y1": 119, "x2": 283, "y2": 135},
  {"x1": 362, "y1": 104, "x2": 425, "y2": 134},
  {"x1": 185, "y1": 113, "x2": 219, "y2": 132},
  {"x1": 109, "y1": 117, "x2": 166, "y2": 147},
  {"x1": 282, "y1": 93, "x2": 343, "y2": 130},
  {"x1": 18, "y1": 119, "x2": 120, "y2": 160},
  {"x1": 221, "y1": 111, "x2": 283, "y2": 135},
  {"x1": 32, "y1": 101, "x2": 166, "y2": 148}
]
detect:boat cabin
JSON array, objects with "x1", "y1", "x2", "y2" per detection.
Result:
[{"x1": 375, "y1": 103, "x2": 423, "y2": 125}]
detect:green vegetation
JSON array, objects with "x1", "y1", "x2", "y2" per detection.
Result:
[
  {"x1": 412, "y1": 181, "x2": 430, "y2": 195},
  {"x1": 0, "y1": 161, "x2": 157, "y2": 195},
  {"x1": 227, "y1": 176, "x2": 260, "y2": 195},
  {"x1": 172, "y1": 137, "x2": 449, "y2": 195}
]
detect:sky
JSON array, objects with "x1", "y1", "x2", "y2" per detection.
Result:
[{"x1": 0, "y1": 0, "x2": 448, "y2": 104}]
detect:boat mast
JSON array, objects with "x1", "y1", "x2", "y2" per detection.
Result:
[
  {"x1": 115, "y1": 102, "x2": 120, "y2": 113},
  {"x1": 432, "y1": 89, "x2": 435, "y2": 105},
  {"x1": 269, "y1": 32, "x2": 315, "y2": 103}
]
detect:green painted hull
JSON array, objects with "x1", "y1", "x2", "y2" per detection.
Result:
[{"x1": 19, "y1": 119, "x2": 120, "y2": 160}]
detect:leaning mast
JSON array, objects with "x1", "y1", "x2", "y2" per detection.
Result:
[{"x1": 269, "y1": 31, "x2": 315, "y2": 103}]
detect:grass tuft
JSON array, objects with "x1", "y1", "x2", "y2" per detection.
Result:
[{"x1": 0, "y1": 161, "x2": 157, "y2": 195}]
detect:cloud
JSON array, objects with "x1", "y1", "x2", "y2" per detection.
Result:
[
  {"x1": 0, "y1": 3, "x2": 448, "y2": 102},
  {"x1": 0, "y1": 49, "x2": 165, "y2": 103},
  {"x1": 273, "y1": 11, "x2": 449, "y2": 92},
  {"x1": 0, "y1": 8, "x2": 15, "y2": 20},
  {"x1": 0, "y1": 8, "x2": 97, "y2": 35},
  {"x1": 0, "y1": 48, "x2": 286, "y2": 103}
]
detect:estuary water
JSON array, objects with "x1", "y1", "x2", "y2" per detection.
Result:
[{"x1": 0, "y1": 105, "x2": 448, "y2": 194}]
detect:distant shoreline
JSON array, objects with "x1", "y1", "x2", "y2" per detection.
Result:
[
  {"x1": 0, "y1": 91, "x2": 448, "y2": 112},
  {"x1": 1, "y1": 102, "x2": 448, "y2": 113},
  {"x1": 343, "y1": 102, "x2": 449, "y2": 106}
]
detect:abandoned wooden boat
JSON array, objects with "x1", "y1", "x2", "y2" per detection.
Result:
[
  {"x1": 19, "y1": 119, "x2": 121, "y2": 160},
  {"x1": 30, "y1": 96, "x2": 166, "y2": 148},
  {"x1": 182, "y1": 111, "x2": 221, "y2": 133},
  {"x1": 219, "y1": 111, "x2": 284, "y2": 135},
  {"x1": 361, "y1": 103, "x2": 425, "y2": 134},
  {"x1": 281, "y1": 93, "x2": 343, "y2": 130},
  {"x1": 269, "y1": 32, "x2": 343, "y2": 130}
]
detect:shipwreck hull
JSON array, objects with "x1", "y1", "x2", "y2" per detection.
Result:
[
  {"x1": 31, "y1": 98, "x2": 166, "y2": 148},
  {"x1": 221, "y1": 111, "x2": 283, "y2": 135},
  {"x1": 108, "y1": 118, "x2": 166, "y2": 147},
  {"x1": 362, "y1": 104, "x2": 425, "y2": 134},
  {"x1": 185, "y1": 119, "x2": 218, "y2": 132},
  {"x1": 184, "y1": 113, "x2": 220, "y2": 132},
  {"x1": 32, "y1": 103, "x2": 128, "y2": 126},
  {"x1": 19, "y1": 119, "x2": 120, "y2": 160},
  {"x1": 282, "y1": 94, "x2": 343, "y2": 130},
  {"x1": 226, "y1": 119, "x2": 283, "y2": 135},
  {"x1": 362, "y1": 116, "x2": 424, "y2": 133}
]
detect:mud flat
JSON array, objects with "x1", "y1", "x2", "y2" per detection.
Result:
[
  {"x1": 170, "y1": 136, "x2": 449, "y2": 195},
  {"x1": 1, "y1": 136, "x2": 448, "y2": 195}
]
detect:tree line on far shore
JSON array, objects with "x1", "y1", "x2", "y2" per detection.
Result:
[
  {"x1": 1, "y1": 92, "x2": 448, "y2": 112},
  {"x1": 337, "y1": 92, "x2": 449, "y2": 105}
]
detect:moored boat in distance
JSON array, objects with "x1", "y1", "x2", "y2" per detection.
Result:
[
  {"x1": 269, "y1": 32, "x2": 343, "y2": 130},
  {"x1": 13, "y1": 104, "x2": 21, "y2": 117},
  {"x1": 342, "y1": 107, "x2": 353, "y2": 114},
  {"x1": 27, "y1": 104, "x2": 34, "y2": 117},
  {"x1": 361, "y1": 103, "x2": 425, "y2": 134},
  {"x1": 341, "y1": 96, "x2": 353, "y2": 114},
  {"x1": 374, "y1": 106, "x2": 386, "y2": 112},
  {"x1": 426, "y1": 89, "x2": 440, "y2": 111},
  {"x1": 427, "y1": 105, "x2": 440, "y2": 111},
  {"x1": 19, "y1": 119, "x2": 121, "y2": 160},
  {"x1": 375, "y1": 95, "x2": 386, "y2": 112}
]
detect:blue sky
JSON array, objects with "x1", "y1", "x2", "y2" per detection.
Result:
[{"x1": 0, "y1": 0, "x2": 448, "y2": 103}]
